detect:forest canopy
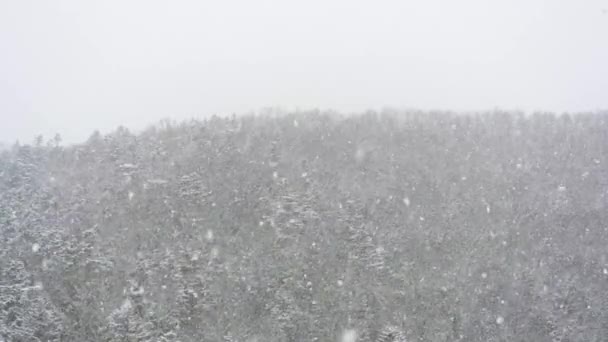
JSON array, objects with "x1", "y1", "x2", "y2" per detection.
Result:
[{"x1": 1, "y1": 110, "x2": 607, "y2": 342}]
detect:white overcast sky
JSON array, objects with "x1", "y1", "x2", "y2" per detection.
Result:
[{"x1": 1, "y1": 0, "x2": 607, "y2": 143}]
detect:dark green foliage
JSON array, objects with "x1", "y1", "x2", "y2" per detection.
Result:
[{"x1": 1, "y1": 110, "x2": 607, "y2": 341}]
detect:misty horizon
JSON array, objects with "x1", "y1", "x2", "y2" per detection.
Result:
[
  {"x1": 3, "y1": 108, "x2": 608, "y2": 147},
  {"x1": 2, "y1": 0, "x2": 608, "y2": 143}
]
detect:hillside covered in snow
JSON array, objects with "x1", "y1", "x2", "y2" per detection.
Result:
[{"x1": 1, "y1": 110, "x2": 607, "y2": 341}]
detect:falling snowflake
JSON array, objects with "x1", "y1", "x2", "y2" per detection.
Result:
[
  {"x1": 206, "y1": 230, "x2": 214, "y2": 241},
  {"x1": 403, "y1": 197, "x2": 410, "y2": 207},
  {"x1": 355, "y1": 148, "x2": 366, "y2": 163},
  {"x1": 211, "y1": 246, "x2": 219, "y2": 258},
  {"x1": 128, "y1": 191, "x2": 135, "y2": 200},
  {"x1": 337, "y1": 280, "x2": 344, "y2": 287},
  {"x1": 496, "y1": 316, "x2": 504, "y2": 325},
  {"x1": 191, "y1": 251, "x2": 200, "y2": 261},
  {"x1": 120, "y1": 163, "x2": 137, "y2": 169},
  {"x1": 31, "y1": 243, "x2": 40, "y2": 252},
  {"x1": 293, "y1": 119, "x2": 299, "y2": 127},
  {"x1": 341, "y1": 329, "x2": 357, "y2": 342}
]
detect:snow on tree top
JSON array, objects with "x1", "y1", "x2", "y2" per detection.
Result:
[{"x1": 147, "y1": 178, "x2": 168, "y2": 185}]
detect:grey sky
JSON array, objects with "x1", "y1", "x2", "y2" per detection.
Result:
[{"x1": 1, "y1": 0, "x2": 607, "y2": 144}]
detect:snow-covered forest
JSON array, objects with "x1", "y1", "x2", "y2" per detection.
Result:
[{"x1": 1, "y1": 110, "x2": 607, "y2": 342}]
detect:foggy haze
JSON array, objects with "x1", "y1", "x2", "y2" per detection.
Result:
[
  {"x1": 1, "y1": 0, "x2": 607, "y2": 143},
  {"x1": 2, "y1": 2, "x2": 608, "y2": 340}
]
